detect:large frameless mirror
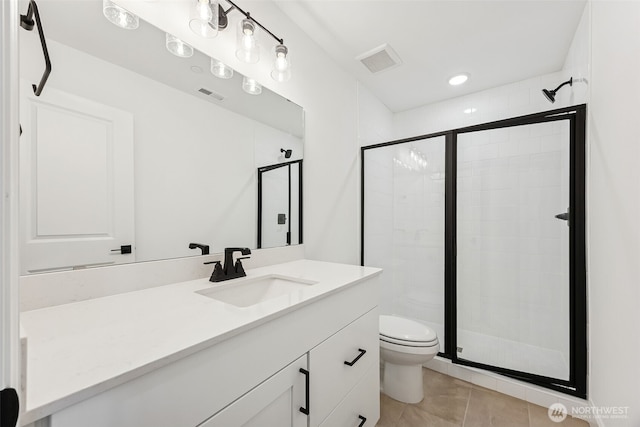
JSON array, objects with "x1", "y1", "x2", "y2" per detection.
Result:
[{"x1": 18, "y1": 0, "x2": 304, "y2": 275}]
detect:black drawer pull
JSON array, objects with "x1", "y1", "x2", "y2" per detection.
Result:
[
  {"x1": 358, "y1": 415, "x2": 367, "y2": 426},
  {"x1": 299, "y1": 368, "x2": 310, "y2": 415},
  {"x1": 344, "y1": 348, "x2": 367, "y2": 366}
]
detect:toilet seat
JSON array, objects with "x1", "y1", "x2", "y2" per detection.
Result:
[{"x1": 379, "y1": 315, "x2": 438, "y2": 347}]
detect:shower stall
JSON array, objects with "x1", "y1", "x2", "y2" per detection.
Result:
[{"x1": 361, "y1": 105, "x2": 586, "y2": 397}]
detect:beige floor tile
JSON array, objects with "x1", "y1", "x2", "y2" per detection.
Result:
[
  {"x1": 378, "y1": 392, "x2": 406, "y2": 427},
  {"x1": 464, "y1": 387, "x2": 530, "y2": 427},
  {"x1": 529, "y1": 403, "x2": 590, "y2": 427},
  {"x1": 413, "y1": 369, "x2": 472, "y2": 424},
  {"x1": 396, "y1": 405, "x2": 463, "y2": 427}
]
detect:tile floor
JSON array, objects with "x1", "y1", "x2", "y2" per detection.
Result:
[{"x1": 376, "y1": 368, "x2": 589, "y2": 427}]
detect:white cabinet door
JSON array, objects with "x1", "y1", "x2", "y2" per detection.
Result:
[
  {"x1": 197, "y1": 355, "x2": 308, "y2": 427},
  {"x1": 310, "y1": 308, "x2": 378, "y2": 425},
  {"x1": 319, "y1": 364, "x2": 379, "y2": 427},
  {"x1": 19, "y1": 82, "x2": 135, "y2": 274}
]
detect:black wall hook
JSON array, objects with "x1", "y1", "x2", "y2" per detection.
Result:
[{"x1": 20, "y1": 0, "x2": 51, "y2": 97}]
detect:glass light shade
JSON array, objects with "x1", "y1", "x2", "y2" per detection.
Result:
[
  {"x1": 271, "y1": 44, "x2": 291, "y2": 83},
  {"x1": 211, "y1": 59, "x2": 233, "y2": 79},
  {"x1": 165, "y1": 33, "x2": 194, "y2": 58},
  {"x1": 103, "y1": 0, "x2": 139, "y2": 30},
  {"x1": 236, "y1": 19, "x2": 259, "y2": 64},
  {"x1": 189, "y1": 0, "x2": 218, "y2": 38},
  {"x1": 242, "y1": 76, "x2": 262, "y2": 95}
]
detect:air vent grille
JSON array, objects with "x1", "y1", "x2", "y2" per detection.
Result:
[
  {"x1": 356, "y1": 43, "x2": 402, "y2": 74},
  {"x1": 198, "y1": 87, "x2": 225, "y2": 101}
]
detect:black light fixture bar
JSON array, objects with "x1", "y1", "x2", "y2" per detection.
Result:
[{"x1": 224, "y1": 0, "x2": 284, "y2": 45}]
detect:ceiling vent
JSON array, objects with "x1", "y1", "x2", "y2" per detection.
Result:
[
  {"x1": 198, "y1": 87, "x2": 225, "y2": 101},
  {"x1": 356, "y1": 43, "x2": 402, "y2": 74}
]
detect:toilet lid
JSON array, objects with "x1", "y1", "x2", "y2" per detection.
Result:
[{"x1": 379, "y1": 315, "x2": 438, "y2": 343}]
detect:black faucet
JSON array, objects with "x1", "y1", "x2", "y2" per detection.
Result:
[
  {"x1": 188, "y1": 243, "x2": 210, "y2": 255},
  {"x1": 207, "y1": 247, "x2": 252, "y2": 282}
]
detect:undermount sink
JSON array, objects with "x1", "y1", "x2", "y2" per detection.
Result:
[{"x1": 196, "y1": 274, "x2": 318, "y2": 308}]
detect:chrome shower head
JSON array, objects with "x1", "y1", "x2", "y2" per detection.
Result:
[{"x1": 541, "y1": 77, "x2": 573, "y2": 103}]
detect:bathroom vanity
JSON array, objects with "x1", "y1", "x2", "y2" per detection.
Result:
[{"x1": 20, "y1": 260, "x2": 381, "y2": 427}]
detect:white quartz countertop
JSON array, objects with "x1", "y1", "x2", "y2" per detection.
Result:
[{"x1": 20, "y1": 259, "x2": 381, "y2": 423}]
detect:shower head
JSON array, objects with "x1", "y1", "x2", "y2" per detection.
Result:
[
  {"x1": 281, "y1": 148, "x2": 292, "y2": 159},
  {"x1": 542, "y1": 88, "x2": 556, "y2": 103},
  {"x1": 541, "y1": 77, "x2": 573, "y2": 104}
]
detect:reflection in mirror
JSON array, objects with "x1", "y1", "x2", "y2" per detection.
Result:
[
  {"x1": 18, "y1": 0, "x2": 304, "y2": 275},
  {"x1": 257, "y1": 160, "x2": 302, "y2": 249}
]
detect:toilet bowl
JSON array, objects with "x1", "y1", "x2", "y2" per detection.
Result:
[{"x1": 379, "y1": 315, "x2": 439, "y2": 403}]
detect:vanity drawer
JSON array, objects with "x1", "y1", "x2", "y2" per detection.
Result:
[
  {"x1": 318, "y1": 364, "x2": 379, "y2": 427},
  {"x1": 310, "y1": 307, "x2": 378, "y2": 425}
]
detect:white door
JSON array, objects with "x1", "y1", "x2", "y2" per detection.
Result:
[
  {"x1": 19, "y1": 82, "x2": 135, "y2": 274},
  {"x1": 198, "y1": 355, "x2": 308, "y2": 427}
]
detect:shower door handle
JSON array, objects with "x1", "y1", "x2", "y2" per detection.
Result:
[{"x1": 555, "y1": 208, "x2": 569, "y2": 225}]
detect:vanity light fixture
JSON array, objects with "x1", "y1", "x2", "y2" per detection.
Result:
[
  {"x1": 165, "y1": 33, "x2": 194, "y2": 58},
  {"x1": 190, "y1": 0, "x2": 291, "y2": 83},
  {"x1": 189, "y1": 0, "x2": 219, "y2": 38},
  {"x1": 211, "y1": 58, "x2": 234, "y2": 79},
  {"x1": 242, "y1": 76, "x2": 262, "y2": 95},
  {"x1": 449, "y1": 73, "x2": 469, "y2": 86},
  {"x1": 102, "y1": 0, "x2": 139, "y2": 30}
]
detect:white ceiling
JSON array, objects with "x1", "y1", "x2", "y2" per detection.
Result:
[{"x1": 276, "y1": 0, "x2": 587, "y2": 113}]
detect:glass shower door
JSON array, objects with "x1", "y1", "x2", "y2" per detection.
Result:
[
  {"x1": 363, "y1": 135, "x2": 447, "y2": 349},
  {"x1": 455, "y1": 119, "x2": 571, "y2": 381}
]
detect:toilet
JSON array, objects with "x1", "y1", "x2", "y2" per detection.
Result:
[{"x1": 379, "y1": 315, "x2": 440, "y2": 403}]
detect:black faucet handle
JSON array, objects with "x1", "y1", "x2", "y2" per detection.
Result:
[{"x1": 207, "y1": 261, "x2": 225, "y2": 282}]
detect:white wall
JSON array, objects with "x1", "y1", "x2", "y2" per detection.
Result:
[{"x1": 588, "y1": 1, "x2": 640, "y2": 424}]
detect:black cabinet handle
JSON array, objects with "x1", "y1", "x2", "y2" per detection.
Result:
[
  {"x1": 299, "y1": 368, "x2": 309, "y2": 415},
  {"x1": 358, "y1": 415, "x2": 367, "y2": 426},
  {"x1": 344, "y1": 348, "x2": 367, "y2": 366}
]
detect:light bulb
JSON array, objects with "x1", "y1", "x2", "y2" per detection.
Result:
[
  {"x1": 190, "y1": 0, "x2": 218, "y2": 38},
  {"x1": 103, "y1": 0, "x2": 139, "y2": 30},
  {"x1": 236, "y1": 19, "x2": 259, "y2": 63},
  {"x1": 271, "y1": 44, "x2": 291, "y2": 83},
  {"x1": 166, "y1": 33, "x2": 194, "y2": 58},
  {"x1": 242, "y1": 76, "x2": 262, "y2": 95},
  {"x1": 196, "y1": 0, "x2": 213, "y2": 21},
  {"x1": 211, "y1": 58, "x2": 233, "y2": 79}
]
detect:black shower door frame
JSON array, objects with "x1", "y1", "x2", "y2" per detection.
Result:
[
  {"x1": 360, "y1": 104, "x2": 587, "y2": 398},
  {"x1": 257, "y1": 159, "x2": 303, "y2": 248}
]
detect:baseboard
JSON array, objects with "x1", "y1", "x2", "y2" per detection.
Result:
[{"x1": 424, "y1": 356, "x2": 599, "y2": 426}]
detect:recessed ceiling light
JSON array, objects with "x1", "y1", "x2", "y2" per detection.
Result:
[
  {"x1": 449, "y1": 73, "x2": 469, "y2": 86},
  {"x1": 463, "y1": 107, "x2": 477, "y2": 114}
]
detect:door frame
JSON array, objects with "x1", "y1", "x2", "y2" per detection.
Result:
[
  {"x1": 1, "y1": 0, "x2": 23, "y2": 422},
  {"x1": 257, "y1": 159, "x2": 303, "y2": 249},
  {"x1": 361, "y1": 105, "x2": 587, "y2": 398}
]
